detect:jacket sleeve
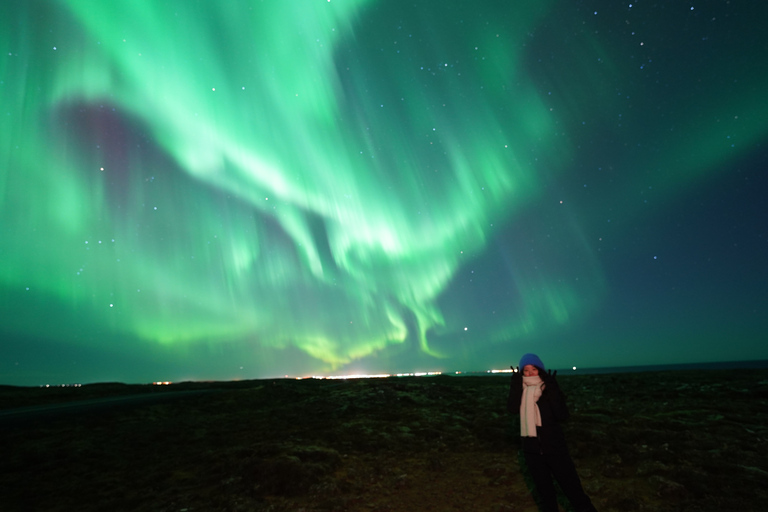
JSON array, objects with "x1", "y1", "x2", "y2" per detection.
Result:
[
  {"x1": 541, "y1": 378, "x2": 569, "y2": 422},
  {"x1": 507, "y1": 373, "x2": 522, "y2": 414}
]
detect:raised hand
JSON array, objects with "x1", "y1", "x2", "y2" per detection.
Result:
[
  {"x1": 541, "y1": 368, "x2": 559, "y2": 385},
  {"x1": 507, "y1": 365, "x2": 523, "y2": 413},
  {"x1": 510, "y1": 365, "x2": 522, "y2": 384}
]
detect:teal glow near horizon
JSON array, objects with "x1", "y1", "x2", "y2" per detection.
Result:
[{"x1": 2, "y1": 1, "x2": 767, "y2": 385}]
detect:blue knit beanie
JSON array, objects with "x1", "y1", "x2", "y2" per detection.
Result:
[{"x1": 519, "y1": 353, "x2": 546, "y2": 372}]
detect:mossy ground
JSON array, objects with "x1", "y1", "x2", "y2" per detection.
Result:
[{"x1": 1, "y1": 369, "x2": 767, "y2": 511}]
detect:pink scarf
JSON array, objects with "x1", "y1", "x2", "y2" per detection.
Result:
[{"x1": 520, "y1": 375, "x2": 544, "y2": 437}]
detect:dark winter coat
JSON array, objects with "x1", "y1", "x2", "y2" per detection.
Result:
[{"x1": 507, "y1": 370, "x2": 571, "y2": 454}]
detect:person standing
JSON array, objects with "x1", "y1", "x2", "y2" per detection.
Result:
[{"x1": 508, "y1": 353, "x2": 597, "y2": 512}]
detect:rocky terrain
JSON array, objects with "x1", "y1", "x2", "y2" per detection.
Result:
[{"x1": 1, "y1": 369, "x2": 767, "y2": 511}]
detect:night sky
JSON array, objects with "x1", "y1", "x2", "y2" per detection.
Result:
[{"x1": 2, "y1": 1, "x2": 767, "y2": 386}]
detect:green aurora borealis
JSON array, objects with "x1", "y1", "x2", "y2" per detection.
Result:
[{"x1": 2, "y1": 1, "x2": 767, "y2": 385}]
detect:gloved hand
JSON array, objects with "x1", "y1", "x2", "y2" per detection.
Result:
[
  {"x1": 509, "y1": 365, "x2": 522, "y2": 384},
  {"x1": 540, "y1": 368, "x2": 559, "y2": 386},
  {"x1": 507, "y1": 365, "x2": 523, "y2": 413}
]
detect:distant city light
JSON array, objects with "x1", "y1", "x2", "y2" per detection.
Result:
[
  {"x1": 39, "y1": 366, "x2": 585, "y2": 388},
  {"x1": 294, "y1": 368, "x2": 540, "y2": 379},
  {"x1": 295, "y1": 371, "x2": 447, "y2": 380}
]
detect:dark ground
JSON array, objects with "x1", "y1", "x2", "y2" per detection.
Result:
[{"x1": 1, "y1": 369, "x2": 767, "y2": 511}]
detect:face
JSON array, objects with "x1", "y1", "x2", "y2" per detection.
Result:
[{"x1": 523, "y1": 365, "x2": 539, "y2": 377}]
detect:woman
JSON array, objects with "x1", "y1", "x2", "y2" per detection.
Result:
[{"x1": 508, "y1": 353, "x2": 597, "y2": 512}]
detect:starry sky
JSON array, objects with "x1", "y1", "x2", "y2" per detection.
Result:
[{"x1": 1, "y1": 0, "x2": 767, "y2": 385}]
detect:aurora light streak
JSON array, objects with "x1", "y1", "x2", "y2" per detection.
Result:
[{"x1": 2, "y1": 1, "x2": 767, "y2": 385}]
